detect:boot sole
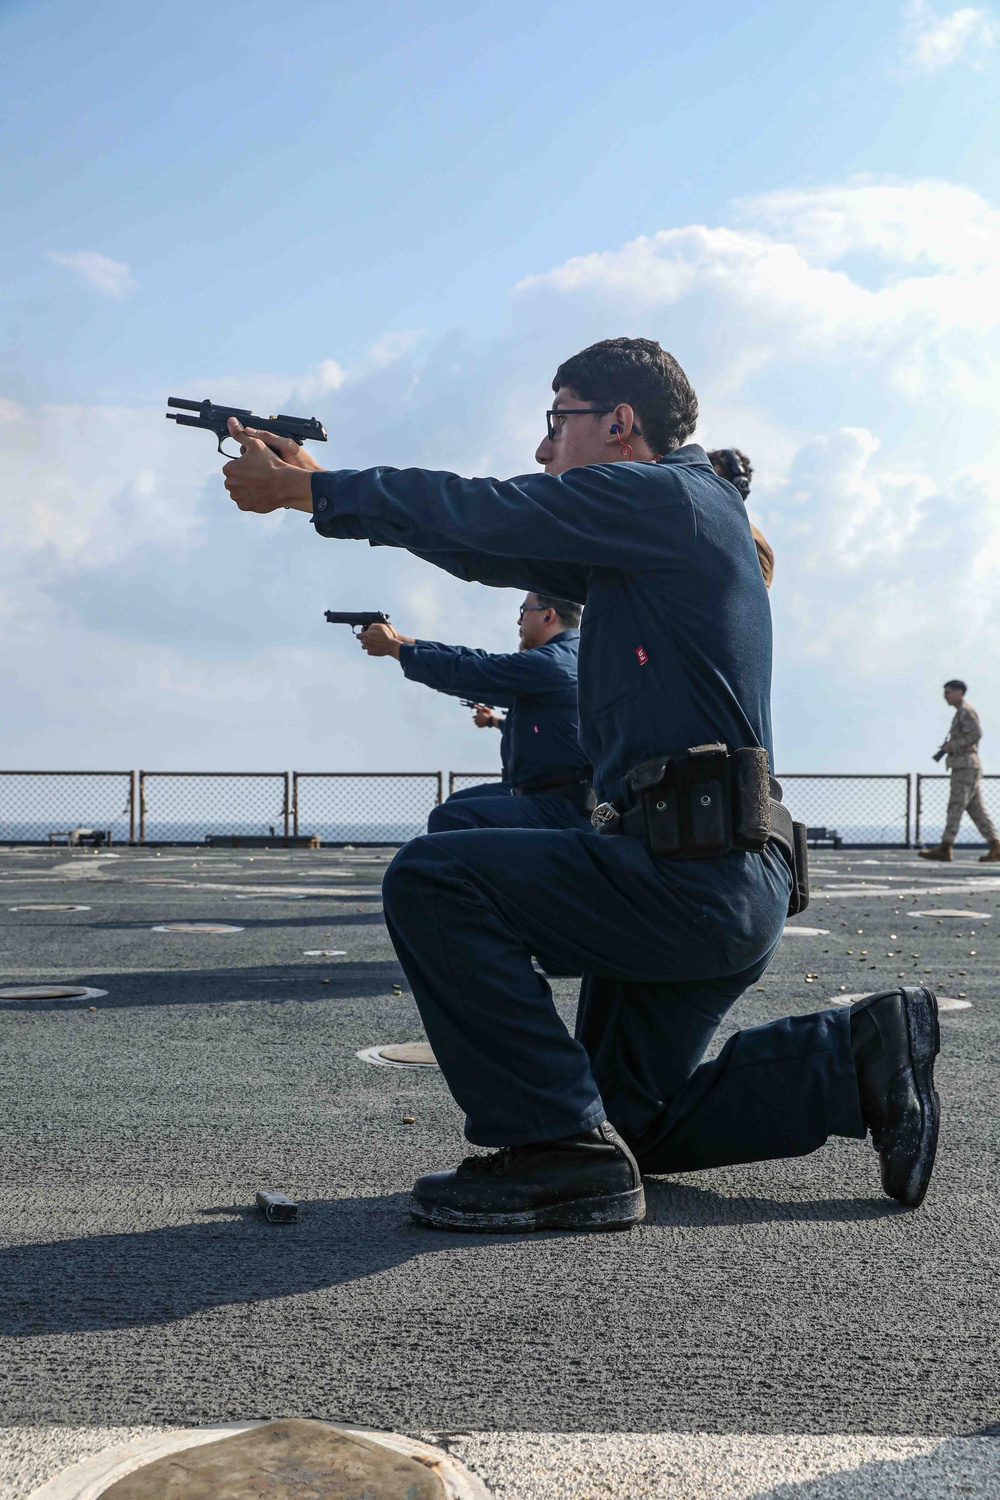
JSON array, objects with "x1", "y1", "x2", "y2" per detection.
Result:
[
  {"x1": 891, "y1": 986, "x2": 941, "y2": 1209},
  {"x1": 409, "y1": 1184, "x2": 646, "y2": 1233}
]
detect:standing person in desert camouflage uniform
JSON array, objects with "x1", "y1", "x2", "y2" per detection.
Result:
[{"x1": 920, "y1": 680, "x2": 1000, "y2": 862}]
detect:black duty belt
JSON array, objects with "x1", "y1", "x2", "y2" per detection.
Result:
[
  {"x1": 512, "y1": 767, "x2": 594, "y2": 801},
  {"x1": 592, "y1": 743, "x2": 809, "y2": 915}
]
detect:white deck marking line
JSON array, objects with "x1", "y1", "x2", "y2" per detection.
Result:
[
  {"x1": 813, "y1": 882, "x2": 1000, "y2": 898},
  {"x1": 134, "y1": 879, "x2": 382, "y2": 897}
]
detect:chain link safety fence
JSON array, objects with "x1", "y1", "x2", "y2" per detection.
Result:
[
  {"x1": 139, "y1": 772, "x2": 290, "y2": 842},
  {"x1": 293, "y1": 773, "x2": 443, "y2": 844},
  {"x1": 0, "y1": 771, "x2": 135, "y2": 844},
  {"x1": 776, "y1": 774, "x2": 911, "y2": 847},
  {"x1": 448, "y1": 772, "x2": 505, "y2": 796},
  {"x1": 916, "y1": 773, "x2": 1000, "y2": 847},
  {"x1": 0, "y1": 769, "x2": 930, "y2": 848}
]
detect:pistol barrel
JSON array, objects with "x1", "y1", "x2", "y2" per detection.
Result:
[{"x1": 166, "y1": 397, "x2": 327, "y2": 447}]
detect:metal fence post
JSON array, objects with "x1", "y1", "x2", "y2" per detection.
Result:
[
  {"x1": 282, "y1": 772, "x2": 291, "y2": 837},
  {"x1": 292, "y1": 772, "x2": 299, "y2": 837},
  {"x1": 129, "y1": 770, "x2": 137, "y2": 844},
  {"x1": 904, "y1": 772, "x2": 912, "y2": 848},
  {"x1": 138, "y1": 771, "x2": 146, "y2": 844},
  {"x1": 436, "y1": 772, "x2": 444, "y2": 805},
  {"x1": 914, "y1": 774, "x2": 922, "y2": 848}
]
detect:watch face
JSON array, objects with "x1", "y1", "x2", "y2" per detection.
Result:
[{"x1": 591, "y1": 802, "x2": 620, "y2": 831}]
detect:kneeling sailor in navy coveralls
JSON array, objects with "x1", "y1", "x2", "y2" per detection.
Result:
[
  {"x1": 223, "y1": 336, "x2": 942, "y2": 1234},
  {"x1": 355, "y1": 593, "x2": 593, "y2": 832}
]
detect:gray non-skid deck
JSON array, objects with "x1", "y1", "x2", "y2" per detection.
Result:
[{"x1": 0, "y1": 846, "x2": 997, "y2": 1498}]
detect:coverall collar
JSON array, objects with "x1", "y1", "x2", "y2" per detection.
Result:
[{"x1": 655, "y1": 443, "x2": 713, "y2": 469}]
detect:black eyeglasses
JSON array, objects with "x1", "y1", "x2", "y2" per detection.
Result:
[
  {"x1": 545, "y1": 407, "x2": 614, "y2": 441},
  {"x1": 518, "y1": 604, "x2": 549, "y2": 621},
  {"x1": 545, "y1": 408, "x2": 643, "y2": 442}
]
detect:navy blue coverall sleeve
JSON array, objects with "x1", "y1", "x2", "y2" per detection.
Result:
[
  {"x1": 398, "y1": 640, "x2": 572, "y2": 710},
  {"x1": 310, "y1": 460, "x2": 696, "y2": 588}
]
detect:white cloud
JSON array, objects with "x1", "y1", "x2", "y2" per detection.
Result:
[
  {"x1": 767, "y1": 428, "x2": 998, "y2": 657},
  {"x1": 515, "y1": 177, "x2": 1000, "y2": 407},
  {"x1": 6, "y1": 179, "x2": 1000, "y2": 772},
  {"x1": 900, "y1": 2, "x2": 997, "y2": 75},
  {"x1": 745, "y1": 179, "x2": 1000, "y2": 270},
  {"x1": 48, "y1": 251, "x2": 138, "y2": 299},
  {"x1": 0, "y1": 400, "x2": 207, "y2": 578},
  {"x1": 287, "y1": 358, "x2": 346, "y2": 406},
  {"x1": 513, "y1": 177, "x2": 1000, "y2": 765},
  {"x1": 364, "y1": 330, "x2": 425, "y2": 369}
]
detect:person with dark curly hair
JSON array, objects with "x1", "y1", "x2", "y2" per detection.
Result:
[
  {"x1": 708, "y1": 448, "x2": 773, "y2": 588},
  {"x1": 223, "y1": 336, "x2": 940, "y2": 1235}
]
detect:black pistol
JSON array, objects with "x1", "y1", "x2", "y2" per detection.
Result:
[
  {"x1": 324, "y1": 610, "x2": 390, "y2": 636},
  {"x1": 932, "y1": 748, "x2": 947, "y2": 762},
  {"x1": 166, "y1": 396, "x2": 328, "y2": 457}
]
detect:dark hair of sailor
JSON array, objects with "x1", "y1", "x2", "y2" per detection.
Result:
[
  {"x1": 536, "y1": 594, "x2": 582, "y2": 629},
  {"x1": 553, "y1": 337, "x2": 698, "y2": 456}
]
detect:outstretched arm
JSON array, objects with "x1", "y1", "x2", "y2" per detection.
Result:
[
  {"x1": 307, "y1": 462, "x2": 689, "y2": 573},
  {"x1": 221, "y1": 423, "x2": 695, "y2": 583},
  {"x1": 395, "y1": 640, "x2": 572, "y2": 708}
]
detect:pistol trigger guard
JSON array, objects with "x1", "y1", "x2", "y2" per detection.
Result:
[{"x1": 218, "y1": 437, "x2": 242, "y2": 459}]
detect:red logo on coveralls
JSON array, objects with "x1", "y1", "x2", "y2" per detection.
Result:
[{"x1": 635, "y1": 647, "x2": 649, "y2": 665}]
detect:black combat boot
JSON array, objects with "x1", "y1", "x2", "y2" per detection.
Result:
[
  {"x1": 850, "y1": 986, "x2": 941, "y2": 1208},
  {"x1": 409, "y1": 1121, "x2": 645, "y2": 1232}
]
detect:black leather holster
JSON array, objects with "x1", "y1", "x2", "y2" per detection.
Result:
[{"x1": 593, "y1": 744, "x2": 809, "y2": 915}]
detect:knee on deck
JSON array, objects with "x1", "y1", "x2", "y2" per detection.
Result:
[
  {"x1": 383, "y1": 834, "x2": 451, "y2": 919},
  {"x1": 426, "y1": 801, "x2": 473, "y2": 834}
]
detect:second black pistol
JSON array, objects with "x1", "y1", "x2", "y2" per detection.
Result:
[{"x1": 324, "y1": 610, "x2": 391, "y2": 636}]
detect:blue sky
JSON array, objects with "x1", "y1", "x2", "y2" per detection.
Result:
[{"x1": 2, "y1": 0, "x2": 999, "y2": 778}]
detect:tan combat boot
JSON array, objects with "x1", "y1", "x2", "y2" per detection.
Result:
[
  {"x1": 979, "y1": 841, "x2": 1000, "y2": 862},
  {"x1": 919, "y1": 843, "x2": 953, "y2": 862}
]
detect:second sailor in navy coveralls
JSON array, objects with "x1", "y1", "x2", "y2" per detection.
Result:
[
  {"x1": 355, "y1": 593, "x2": 594, "y2": 832},
  {"x1": 223, "y1": 337, "x2": 941, "y2": 1234}
]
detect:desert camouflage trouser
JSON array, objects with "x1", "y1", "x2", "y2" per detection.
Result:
[{"x1": 944, "y1": 766, "x2": 998, "y2": 844}]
